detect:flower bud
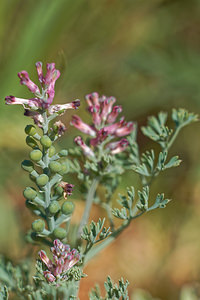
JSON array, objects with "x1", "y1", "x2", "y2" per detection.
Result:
[
  {"x1": 25, "y1": 125, "x2": 37, "y2": 136},
  {"x1": 48, "y1": 201, "x2": 60, "y2": 214},
  {"x1": 40, "y1": 135, "x2": 52, "y2": 148},
  {"x1": 21, "y1": 160, "x2": 34, "y2": 172},
  {"x1": 36, "y1": 174, "x2": 49, "y2": 186},
  {"x1": 53, "y1": 227, "x2": 67, "y2": 239},
  {"x1": 49, "y1": 145, "x2": 56, "y2": 157},
  {"x1": 61, "y1": 201, "x2": 74, "y2": 215},
  {"x1": 59, "y1": 149, "x2": 68, "y2": 157},
  {"x1": 32, "y1": 219, "x2": 45, "y2": 233},
  {"x1": 49, "y1": 161, "x2": 62, "y2": 173},
  {"x1": 26, "y1": 136, "x2": 38, "y2": 148},
  {"x1": 29, "y1": 149, "x2": 43, "y2": 161},
  {"x1": 23, "y1": 187, "x2": 37, "y2": 200}
]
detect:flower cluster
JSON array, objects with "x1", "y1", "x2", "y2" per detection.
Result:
[
  {"x1": 71, "y1": 92, "x2": 134, "y2": 157},
  {"x1": 39, "y1": 239, "x2": 80, "y2": 283},
  {"x1": 5, "y1": 62, "x2": 80, "y2": 127}
]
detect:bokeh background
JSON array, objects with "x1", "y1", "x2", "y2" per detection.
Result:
[{"x1": 0, "y1": 0, "x2": 200, "y2": 299}]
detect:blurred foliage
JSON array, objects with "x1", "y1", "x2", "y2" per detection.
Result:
[{"x1": 0, "y1": 0, "x2": 200, "y2": 299}]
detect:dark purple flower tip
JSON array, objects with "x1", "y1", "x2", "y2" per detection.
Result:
[
  {"x1": 46, "y1": 63, "x2": 55, "y2": 71},
  {"x1": 5, "y1": 95, "x2": 15, "y2": 103},
  {"x1": 18, "y1": 70, "x2": 29, "y2": 81},
  {"x1": 72, "y1": 99, "x2": 81, "y2": 109}
]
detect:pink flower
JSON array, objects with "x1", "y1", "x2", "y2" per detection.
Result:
[
  {"x1": 107, "y1": 105, "x2": 122, "y2": 123},
  {"x1": 107, "y1": 138, "x2": 129, "y2": 154},
  {"x1": 71, "y1": 92, "x2": 134, "y2": 157},
  {"x1": 101, "y1": 96, "x2": 116, "y2": 121},
  {"x1": 24, "y1": 110, "x2": 44, "y2": 127},
  {"x1": 115, "y1": 122, "x2": 134, "y2": 137},
  {"x1": 74, "y1": 136, "x2": 95, "y2": 158},
  {"x1": 71, "y1": 115, "x2": 96, "y2": 137},
  {"x1": 48, "y1": 100, "x2": 80, "y2": 115},
  {"x1": 39, "y1": 239, "x2": 80, "y2": 283},
  {"x1": 18, "y1": 71, "x2": 40, "y2": 94},
  {"x1": 5, "y1": 96, "x2": 42, "y2": 110},
  {"x1": 5, "y1": 62, "x2": 80, "y2": 125}
]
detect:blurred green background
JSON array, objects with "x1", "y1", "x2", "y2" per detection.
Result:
[{"x1": 0, "y1": 0, "x2": 200, "y2": 299}]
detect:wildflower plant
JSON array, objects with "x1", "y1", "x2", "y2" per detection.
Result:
[{"x1": 0, "y1": 62, "x2": 197, "y2": 299}]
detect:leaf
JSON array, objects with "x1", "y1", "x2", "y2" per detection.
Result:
[
  {"x1": 163, "y1": 156, "x2": 182, "y2": 169},
  {"x1": 137, "y1": 186, "x2": 149, "y2": 212},
  {"x1": 148, "y1": 193, "x2": 171, "y2": 211},
  {"x1": 172, "y1": 108, "x2": 198, "y2": 128}
]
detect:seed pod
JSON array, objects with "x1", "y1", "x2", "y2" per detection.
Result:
[
  {"x1": 49, "y1": 146, "x2": 56, "y2": 157},
  {"x1": 53, "y1": 227, "x2": 67, "y2": 239},
  {"x1": 40, "y1": 135, "x2": 52, "y2": 148},
  {"x1": 26, "y1": 136, "x2": 38, "y2": 148},
  {"x1": 29, "y1": 149, "x2": 43, "y2": 161},
  {"x1": 21, "y1": 160, "x2": 34, "y2": 172},
  {"x1": 48, "y1": 201, "x2": 60, "y2": 214},
  {"x1": 59, "y1": 150, "x2": 68, "y2": 157},
  {"x1": 61, "y1": 201, "x2": 74, "y2": 215},
  {"x1": 25, "y1": 125, "x2": 37, "y2": 136},
  {"x1": 36, "y1": 174, "x2": 49, "y2": 186},
  {"x1": 32, "y1": 219, "x2": 45, "y2": 233},
  {"x1": 23, "y1": 187, "x2": 37, "y2": 200},
  {"x1": 49, "y1": 161, "x2": 62, "y2": 173}
]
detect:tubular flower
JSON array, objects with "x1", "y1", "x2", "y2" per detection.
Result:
[
  {"x1": 5, "y1": 62, "x2": 80, "y2": 126},
  {"x1": 39, "y1": 239, "x2": 80, "y2": 283},
  {"x1": 71, "y1": 92, "x2": 135, "y2": 157},
  {"x1": 74, "y1": 136, "x2": 95, "y2": 158}
]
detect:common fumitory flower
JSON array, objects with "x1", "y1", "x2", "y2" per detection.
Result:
[
  {"x1": 53, "y1": 120, "x2": 67, "y2": 137},
  {"x1": 74, "y1": 136, "x2": 95, "y2": 158},
  {"x1": 5, "y1": 62, "x2": 80, "y2": 127},
  {"x1": 59, "y1": 182, "x2": 74, "y2": 199},
  {"x1": 39, "y1": 239, "x2": 80, "y2": 283},
  {"x1": 107, "y1": 138, "x2": 129, "y2": 154},
  {"x1": 71, "y1": 92, "x2": 134, "y2": 157}
]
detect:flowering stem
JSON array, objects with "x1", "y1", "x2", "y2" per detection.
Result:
[{"x1": 77, "y1": 178, "x2": 99, "y2": 239}]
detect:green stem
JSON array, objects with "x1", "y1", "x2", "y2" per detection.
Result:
[
  {"x1": 42, "y1": 111, "x2": 55, "y2": 233},
  {"x1": 84, "y1": 212, "x2": 144, "y2": 264},
  {"x1": 166, "y1": 125, "x2": 182, "y2": 151},
  {"x1": 77, "y1": 178, "x2": 99, "y2": 239}
]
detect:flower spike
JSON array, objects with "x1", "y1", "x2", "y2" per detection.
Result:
[
  {"x1": 71, "y1": 92, "x2": 134, "y2": 157},
  {"x1": 5, "y1": 62, "x2": 80, "y2": 123},
  {"x1": 39, "y1": 240, "x2": 80, "y2": 283}
]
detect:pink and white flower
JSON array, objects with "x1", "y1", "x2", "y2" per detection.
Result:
[
  {"x1": 74, "y1": 136, "x2": 95, "y2": 158},
  {"x1": 71, "y1": 92, "x2": 134, "y2": 157},
  {"x1": 107, "y1": 138, "x2": 129, "y2": 154},
  {"x1": 71, "y1": 115, "x2": 96, "y2": 137},
  {"x1": 5, "y1": 62, "x2": 80, "y2": 125},
  {"x1": 39, "y1": 239, "x2": 80, "y2": 283}
]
